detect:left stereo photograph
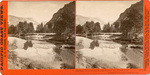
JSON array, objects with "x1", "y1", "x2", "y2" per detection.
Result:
[{"x1": 8, "y1": 1, "x2": 75, "y2": 69}]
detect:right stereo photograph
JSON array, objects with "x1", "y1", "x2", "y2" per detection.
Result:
[{"x1": 76, "y1": 0, "x2": 143, "y2": 69}]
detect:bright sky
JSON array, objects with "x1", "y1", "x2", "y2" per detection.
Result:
[
  {"x1": 77, "y1": 1, "x2": 140, "y2": 23},
  {"x1": 8, "y1": 1, "x2": 71, "y2": 23}
]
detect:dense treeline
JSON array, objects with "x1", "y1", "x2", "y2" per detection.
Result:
[
  {"x1": 36, "y1": 23, "x2": 50, "y2": 33},
  {"x1": 103, "y1": 22, "x2": 111, "y2": 32},
  {"x1": 8, "y1": 21, "x2": 35, "y2": 34},
  {"x1": 76, "y1": 21, "x2": 119, "y2": 35},
  {"x1": 76, "y1": 21, "x2": 101, "y2": 34}
]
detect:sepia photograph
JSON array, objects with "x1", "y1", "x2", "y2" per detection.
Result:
[
  {"x1": 8, "y1": 1, "x2": 75, "y2": 69},
  {"x1": 76, "y1": 0, "x2": 143, "y2": 69}
]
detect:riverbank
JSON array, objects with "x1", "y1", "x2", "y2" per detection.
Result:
[
  {"x1": 76, "y1": 36, "x2": 143, "y2": 69},
  {"x1": 8, "y1": 37, "x2": 75, "y2": 69}
]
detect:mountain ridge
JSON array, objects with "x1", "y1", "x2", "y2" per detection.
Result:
[
  {"x1": 46, "y1": 1, "x2": 75, "y2": 34},
  {"x1": 76, "y1": 15, "x2": 105, "y2": 29},
  {"x1": 8, "y1": 15, "x2": 39, "y2": 29},
  {"x1": 113, "y1": 1, "x2": 143, "y2": 39}
]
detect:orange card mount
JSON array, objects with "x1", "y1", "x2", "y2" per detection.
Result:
[{"x1": 0, "y1": 0, "x2": 150, "y2": 75}]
